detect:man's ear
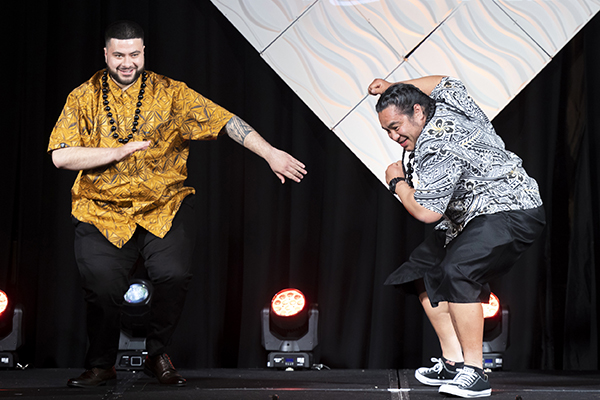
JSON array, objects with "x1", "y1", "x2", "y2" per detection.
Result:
[{"x1": 414, "y1": 103, "x2": 425, "y2": 120}]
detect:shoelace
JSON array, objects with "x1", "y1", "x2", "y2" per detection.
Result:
[
  {"x1": 453, "y1": 368, "x2": 479, "y2": 387},
  {"x1": 425, "y1": 357, "x2": 445, "y2": 374}
]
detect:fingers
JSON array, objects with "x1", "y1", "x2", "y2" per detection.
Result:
[
  {"x1": 117, "y1": 140, "x2": 152, "y2": 161},
  {"x1": 270, "y1": 151, "x2": 307, "y2": 183},
  {"x1": 137, "y1": 140, "x2": 152, "y2": 150},
  {"x1": 131, "y1": 140, "x2": 152, "y2": 151},
  {"x1": 281, "y1": 162, "x2": 306, "y2": 183},
  {"x1": 290, "y1": 159, "x2": 307, "y2": 177},
  {"x1": 276, "y1": 172, "x2": 285, "y2": 184},
  {"x1": 368, "y1": 79, "x2": 383, "y2": 95},
  {"x1": 385, "y1": 161, "x2": 404, "y2": 183},
  {"x1": 368, "y1": 83, "x2": 381, "y2": 95},
  {"x1": 368, "y1": 78, "x2": 391, "y2": 95},
  {"x1": 290, "y1": 158, "x2": 307, "y2": 182}
]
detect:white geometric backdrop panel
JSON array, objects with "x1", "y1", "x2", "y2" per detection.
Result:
[{"x1": 211, "y1": 0, "x2": 599, "y2": 186}]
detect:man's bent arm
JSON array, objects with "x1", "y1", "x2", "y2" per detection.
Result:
[
  {"x1": 224, "y1": 115, "x2": 306, "y2": 183},
  {"x1": 368, "y1": 75, "x2": 445, "y2": 96},
  {"x1": 397, "y1": 76, "x2": 445, "y2": 96},
  {"x1": 386, "y1": 162, "x2": 442, "y2": 224},
  {"x1": 51, "y1": 141, "x2": 151, "y2": 171},
  {"x1": 395, "y1": 181, "x2": 443, "y2": 224}
]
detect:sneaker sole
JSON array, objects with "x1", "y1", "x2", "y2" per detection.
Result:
[{"x1": 439, "y1": 383, "x2": 491, "y2": 398}]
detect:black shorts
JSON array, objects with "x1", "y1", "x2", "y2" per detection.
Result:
[{"x1": 384, "y1": 206, "x2": 545, "y2": 307}]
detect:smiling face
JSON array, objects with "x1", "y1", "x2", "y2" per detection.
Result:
[
  {"x1": 378, "y1": 104, "x2": 426, "y2": 151},
  {"x1": 104, "y1": 38, "x2": 145, "y2": 90}
]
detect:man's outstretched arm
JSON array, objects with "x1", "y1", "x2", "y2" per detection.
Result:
[
  {"x1": 224, "y1": 115, "x2": 306, "y2": 183},
  {"x1": 51, "y1": 140, "x2": 152, "y2": 171}
]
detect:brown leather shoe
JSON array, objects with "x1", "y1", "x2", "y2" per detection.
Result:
[
  {"x1": 143, "y1": 353, "x2": 186, "y2": 386},
  {"x1": 67, "y1": 366, "x2": 117, "y2": 388}
]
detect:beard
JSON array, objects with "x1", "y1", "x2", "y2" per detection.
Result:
[{"x1": 107, "y1": 64, "x2": 145, "y2": 88}]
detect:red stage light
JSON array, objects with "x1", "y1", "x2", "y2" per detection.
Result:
[
  {"x1": 271, "y1": 289, "x2": 306, "y2": 317},
  {"x1": 0, "y1": 290, "x2": 8, "y2": 316},
  {"x1": 483, "y1": 292, "x2": 500, "y2": 319},
  {"x1": 262, "y1": 288, "x2": 318, "y2": 368}
]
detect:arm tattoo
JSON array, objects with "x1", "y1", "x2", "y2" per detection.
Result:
[{"x1": 226, "y1": 116, "x2": 253, "y2": 145}]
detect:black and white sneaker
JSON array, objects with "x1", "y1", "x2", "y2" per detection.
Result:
[
  {"x1": 438, "y1": 366, "x2": 492, "y2": 398},
  {"x1": 415, "y1": 357, "x2": 462, "y2": 386}
]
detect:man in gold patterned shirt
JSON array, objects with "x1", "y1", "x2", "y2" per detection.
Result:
[{"x1": 48, "y1": 20, "x2": 306, "y2": 388}]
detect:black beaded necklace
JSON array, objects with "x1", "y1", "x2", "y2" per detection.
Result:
[
  {"x1": 402, "y1": 149, "x2": 415, "y2": 188},
  {"x1": 101, "y1": 70, "x2": 148, "y2": 144}
]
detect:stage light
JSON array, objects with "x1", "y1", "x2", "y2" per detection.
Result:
[
  {"x1": 124, "y1": 281, "x2": 151, "y2": 305},
  {"x1": 272, "y1": 289, "x2": 305, "y2": 317},
  {"x1": 0, "y1": 289, "x2": 23, "y2": 368},
  {"x1": 0, "y1": 289, "x2": 12, "y2": 339},
  {"x1": 269, "y1": 289, "x2": 309, "y2": 335},
  {"x1": 261, "y1": 288, "x2": 319, "y2": 369},
  {"x1": 483, "y1": 292, "x2": 500, "y2": 319},
  {"x1": 482, "y1": 292, "x2": 509, "y2": 370},
  {"x1": 117, "y1": 279, "x2": 153, "y2": 370},
  {"x1": 0, "y1": 290, "x2": 8, "y2": 315}
]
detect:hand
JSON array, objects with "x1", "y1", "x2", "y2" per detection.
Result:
[
  {"x1": 385, "y1": 161, "x2": 404, "y2": 184},
  {"x1": 115, "y1": 140, "x2": 152, "y2": 162},
  {"x1": 368, "y1": 78, "x2": 391, "y2": 96},
  {"x1": 266, "y1": 148, "x2": 307, "y2": 184}
]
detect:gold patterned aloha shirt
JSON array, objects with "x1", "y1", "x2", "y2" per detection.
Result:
[{"x1": 48, "y1": 69, "x2": 233, "y2": 248}]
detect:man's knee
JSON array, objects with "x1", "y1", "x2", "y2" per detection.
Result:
[{"x1": 147, "y1": 262, "x2": 192, "y2": 287}]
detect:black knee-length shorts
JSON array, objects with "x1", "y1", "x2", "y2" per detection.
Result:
[{"x1": 384, "y1": 206, "x2": 546, "y2": 307}]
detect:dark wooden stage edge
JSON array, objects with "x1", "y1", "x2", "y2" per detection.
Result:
[{"x1": 1, "y1": 368, "x2": 599, "y2": 399}]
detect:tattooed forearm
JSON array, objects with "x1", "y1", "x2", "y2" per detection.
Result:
[
  {"x1": 221, "y1": 114, "x2": 306, "y2": 183},
  {"x1": 225, "y1": 116, "x2": 254, "y2": 145}
]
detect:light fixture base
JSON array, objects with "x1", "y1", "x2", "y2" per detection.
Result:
[
  {"x1": 267, "y1": 351, "x2": 312, "y2": 369},
  {"x1": 0, "y1": 307, "x2": 23, "y2": 352},
  {"x1": 261, "y1": 305, "x2": 319, "y2": 351},
  {"x1": 116, "y1": 350, "x2": 148, "y2": 370},
  {"x1": 0, "y1": 351, "x2": 18, "y2": 368},
  {"x1": 483, "y1": 352, "x2": 503, "y2": 370}
]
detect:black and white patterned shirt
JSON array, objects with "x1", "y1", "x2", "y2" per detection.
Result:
[{"x1": 412, "y1": 77, "x2": 543, "y2": 244}]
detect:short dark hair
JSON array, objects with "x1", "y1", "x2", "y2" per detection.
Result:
[
  {"x1": 375, "y1": 83, "x2": 435, "y2": 119},
  {"x1": 104, "y1": 20, "x2": 144, "y2": 47}
]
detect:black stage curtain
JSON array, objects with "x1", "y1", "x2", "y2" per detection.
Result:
[{"x1": 2, "y1": 1, "x2": 599, "y2": 370}]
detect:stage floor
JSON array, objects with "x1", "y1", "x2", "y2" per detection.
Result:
[{"x1": 1, "y1": 368, "x2": 599, "y2": 399}]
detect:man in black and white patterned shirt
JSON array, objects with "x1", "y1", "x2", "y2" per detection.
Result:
[{"x1": 368, "y1": 76, "x2": 545, "y2": 398}]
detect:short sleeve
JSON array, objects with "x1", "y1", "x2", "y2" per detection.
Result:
[
  {"x1": 48, "y1": 90, "x2": 88, "y2": 152},
  {"x1": 176, "y1": 85, "x2": 234, "y2": 141},
  {"x1": 429, "y1": 77, "x2": 489, "y2": 124}
]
